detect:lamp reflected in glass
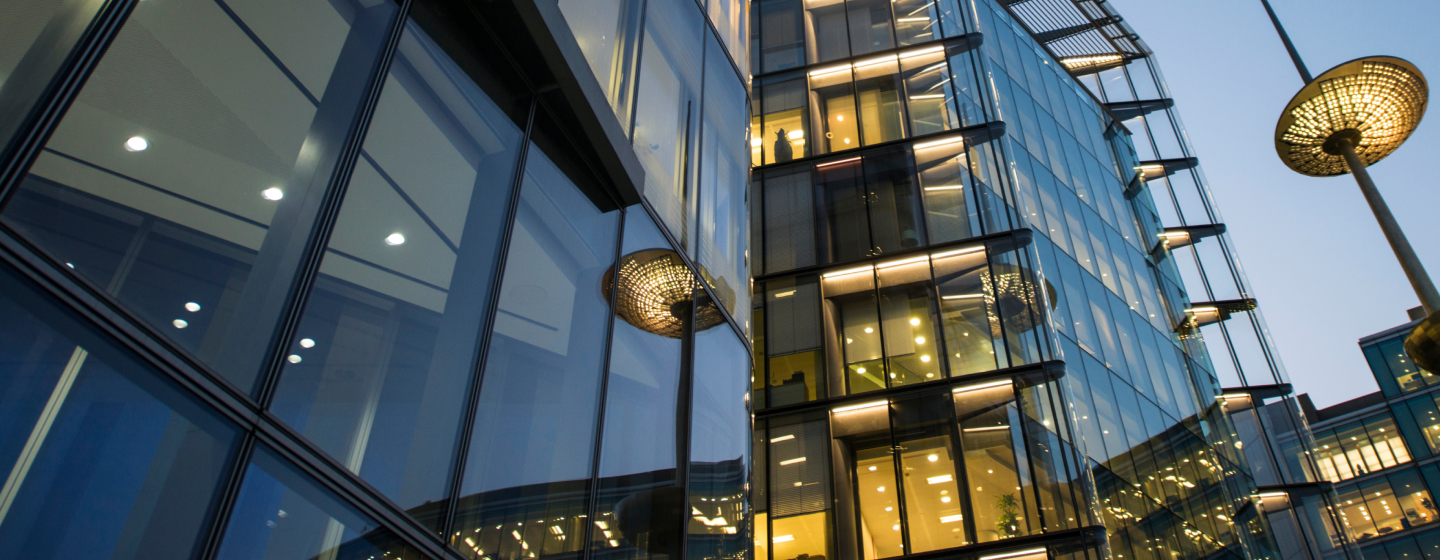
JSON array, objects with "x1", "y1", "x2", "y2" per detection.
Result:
[{"x1": 603, "y1": 249, "x2": 724, "y2": 338}]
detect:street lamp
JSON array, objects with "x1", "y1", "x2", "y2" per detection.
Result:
[{"x1": 1261, "y1": 0, "x2": 1440, "y2": 371}]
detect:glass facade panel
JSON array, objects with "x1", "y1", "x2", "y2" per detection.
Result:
[
  {"x1": 216, "y1": 446, "x2": 430, "y2": 560},
  {"x1": 267, "y1": 14, "x2": 524, "y2": 512},
  {"x1": 0, "y1": 0, "x2": 109, "y2": 151},
  {"x1": 592, "y1": 210, "x2": 689, "y2": 560},
  {"x1": 697, "y1": 30, "x2": 752, "y2": 318},
  {"x1": 0, "y1": 266, "x2": 238, "y2": 560},
  {"x1": 558, "y1": 0, "x2": 643, "y2": 124},
  {"x1": 2, "y1": 0, "x2": 400, "y2": 392},
  {"x1": 953, "y1": 380, "x2": 1030, "y2": 542},
  {"x1": 766, "y1": 275, "x2": 826, "y2": 406},
  {"x1": 453, "y1": 142, "x2": 622, "y2": 549},
  {"x1": 899, "y1": 49, "x2": 958, "y2": 137},
  {"x1": 760, "y1": 74, "x2": 811, "y2": 165},
  {"x1": 633, "y1": 0, "x2": 704, "y2": 250},
  {"x1": 853, "y1": 57, "x2": 905, "y2": 147},
  {"x1": 687, "y1": 312, "x2": 751, "y2": 560},
  {"x1": 810, "y1": 67, "x2": 859, "y2": 155},
  {"x1": 892, "y1": 391, "x2": 970, "y2": 551}
]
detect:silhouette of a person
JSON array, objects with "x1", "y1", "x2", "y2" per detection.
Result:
[{"x1": 774, "y1": 128, "x2": 794, "y2": 162}]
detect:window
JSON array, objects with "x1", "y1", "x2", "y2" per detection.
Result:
[
  {"x1": 215, "y1": 446, "x2": 431, "y2": 560},
  {"x1": 766, "y1": 276, "x2": 826, "y2": 406},
  {"x1": 687, "y1": 319, "x2": 752, "y2": 560},
  {"x1": 559, "y1": 0, "x2": 644, "y2": 124},
  {"x1": 266, "y1": 12, "x2": 525, "y2": 514},
  {"x1": 632, "y1": 0, "x2": 704, "y2": 249},
  {"x1": 854, "y1": 56, "x2": 906, "y2": 146},
  {"x1": 1312, "y1": 413, "x2": 1412, "y2": 483},
  {"x1": 759, "y1": 74, "x2": 811, "y2": 165},
  {"x1": 0, "y1": 265, "x2": 239, "y2": 560},
  {"x1": 2, "y1": 0, "x2": 400, "y2": 392},
  {"x1": 900, "y1": 48, "x2": 959, "y2": 137},
  {"x1": 451, "y1": 142, "x2": 622, "y2": 553},
  {"x1": 809, "y1": 66, "x2": 860, "y2": 155},
  {"x1": 0, "y1": 0, "x2": 110, "y2": 151},
  {"x1": 756, "y1": 0, "x2": 805, "y2": 73},
  {"x1": 1365, "y1": 335, "x2": 1439, "y2": 397},
  {"x1": 697, "y1": 29, "x2": 752, "y2": 317},
  {"x1": 765, "y1": 412, "x2": 834, "y2": 560}
]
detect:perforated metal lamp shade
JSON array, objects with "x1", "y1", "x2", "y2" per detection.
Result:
[
  {"x1": 602, "y1": 249, "x2": 724, "y2": 338},
  {"x1": 1274, "y1": 56, "x2": 1428, "y2": 177}
]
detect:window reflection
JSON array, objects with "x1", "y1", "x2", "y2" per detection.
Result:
[
  {"x1": 757, "y1": 0, "x2": 805, "y2": 72},
  {"x1": 2, "y1": 0, "x2": 399, "y2": 391},
  {"x1": 632, "y1": 0, "x2": 704, "y2": 249},
  {"x1": 932, "y1": 247, "x2": 1000, "y2": 376},
  {"x1": 0, "y1": 267, "x2": 238, "y2": 560},
  {"x1": 900, "y1": 49, "x2": 959, "y2": 136},
  {"x1": 805, "y1": 0, "x2": 851, "y2": 65},
  {"x1": 267, "y1": 13, "x2": 525, "y2": 515},
  {"x1": 558, "y1": 0, "x2": 644, "y2": 124},
  {"x1": 854, "y1": 56, "x2": 905, "y2": 146},
  {"x1": 845, "y1": 0, "x2": 895, "y2": 56},
  {"x1": 687, "y1": 306, "x2": 751, "y2": 560},
  {"x1": 914, "y1": 140, "x2": 979, "y2": 244},
  {"x1": 452, "y1": 142, "x2": 621, "y2": 557}
]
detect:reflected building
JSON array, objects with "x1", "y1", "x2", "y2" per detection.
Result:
[{"x1": 0, "y1": 0, "x2": 752, "y2": 560}]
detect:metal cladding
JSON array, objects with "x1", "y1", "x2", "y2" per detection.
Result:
[{"x1": 1275, "y1": 56, "x2": 1428, "y2": 177}]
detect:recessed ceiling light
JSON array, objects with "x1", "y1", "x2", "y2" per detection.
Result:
[
  {"x1": 927, "y1": 454, "x2": 938, "y2": 462},
  {"x1": 288, "y1": 354, "x2": 303, "y2": 364},
  {"x1": 300, "y1": 338, "x2": 315, "y2": 348},
  {"x1": 262, "y1": 187, "x2": 284, "y2": 201},
  {"x1": 125, "y1": 136, "x2": 148, "y2": 151},
  {"x1": 385, "y1": 233, "x2": 406, "y2": 246},
  {"x1": 185, "y1": 302, "x2": 201, "y2": 312},
  {"x1": 172, "y1": 319, "x2": 188, "y2": 329}
]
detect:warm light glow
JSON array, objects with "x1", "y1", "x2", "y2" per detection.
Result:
[
  {"x1": 923, "y1": 185, "x2": 965, "y2": 191},
  {"x1": 773, "y1": 535, "x2": 795, "y2": 543},
  {"x1": 939, "y1": 515, "x2": 963, "y2": 523},
  {"x1": 927, "y1": 454, "x2": 938, "y2": 462},
  {"x1": 953, "y1": 380, "x2": 1012, "y2": 393},
  {"x1": 770, "y1": 434, "x2": 795, "y2": 443},
  {"x1": 909, "y1": 317, "x2": 921, "y2": 326},
  {"x1": 877, "y1": 256, "x2": 928, "y2": 269},
  {"x1": 915, "y1": 336, "x2": 926, "y2": 344},
  {"x1": 822, "y1": 264, "x2": 873, "y2": 278},
  {"x1": 980, "y1": 548, "x2": 1049, "y2": 560},
  {"x1": 913, "y1": 135, "x2": 964, "y2": 150},
  {"x1": 1277, "y1": 58, "x2": 1428, "y2": 176},
  {"x1": 927, "y1": 475, "x2": 953, "y2": 484},
  {"x1": 920, "y1": 355, "x2": 931, "y2": 362},
  {"x1": 833, "y1": 400, "x2": 888, "y2": 413},
  {"x1": 779, "y1": 457, "x2": 807, "y2": 465}
]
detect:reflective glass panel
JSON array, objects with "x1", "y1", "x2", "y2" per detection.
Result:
[
  {"x1": 216, "y1": 446, "x2": 431, "y2": 560},
  {"x1": 892, "y1": 391, "x2": 970, "y2": 550},
  {"x1": 832, "y1": 401, "x2": 901, "y2": 559},
  {"x1": 0, "y1": 266, "x2": 238, "y2": 560},
  {"x1": 875, "y1": 256, "x2": 940, "y2": 386},
  {"x1": 823, "y1": 268, "x2": 884, "y2": 394},
  {"x1": 686, "y1": 313, "x2": 751, "y2": 560},
  {"x1": 892, "y1": 0, "x2": 941, "y2": 46},
  {"x1": 760, "y1": 75, "x2": 810, "y2": 165},
  {"x1": 914, "y1": 139, "x2": 979, "y2": 244},
  {"x1": 846, "y1": 0, "x2": 895, "y2": 56},
  {"x1": 854, "y1": 57, "x2": 905, "y2": 147},
  {"x1": 267, "y1": 13, "x2": 524, "y2": 516},
  {"x1": 558, "y1": 0, "x2": 643, "y2": 124},
  {"x1": 930, "y1": 246, "x2": 999, "y2": 377},
  {"x1": 900, "y1": 48, "x2": 958, "y2": 136},
  {"x1": 862, "y1": 148, "x2": 924, "y2": 253},
  {"x1": 953, "y1": 380, "x2": 1031, "y2": 542},
  {"x1": 766, "y1": 276, "x2": 826, "y2": 406},
  {"x1": 814, "y1": 158, "x2": 870, "y2": 263},
  {"x1": 762, "y1": 167, "x2": 816, "y2": 272},
  {"x1": 757, "y1": 0, "x2": 805, "y2": 73},
  {"x1": 770, "y1": 511, "x2": 832, "y2": 560},
  {"x1": 697, "y1": 30, "x2": 752, "y2": 317},
  {"x1": 804, "y1": 0, "x2": 850, "y2": 65},
  {"x1": 0, "y1": 0, "x2": 109, "y2": 149},
  {"x1": 453, "y1": 143, "x2": 622, "y2": 554},
  {"x1": 591, "y1": 210, "x2": 688, "y2": 560},
  {"x1": 633, "y1": 0, "x2": 704, "y2": 249},
  {"x1": 2, "y1": 0, "x2": 400, "y2": 391}
]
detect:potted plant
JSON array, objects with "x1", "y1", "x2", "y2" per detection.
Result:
[{"x1": 995, "y1": 493, "x2": 1021, "y2": 538}]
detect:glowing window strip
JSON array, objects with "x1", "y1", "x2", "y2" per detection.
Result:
[
  {"x1": 823, "y1": 265, "x2": 874, "y2": 278},
  {"x1": 962, "y1": 425, "x2": 1011, "y2": 433},
  {"x1": 816, "y1": 157, "x2": 862, "y2": 168},
  {"x1": 1256, "y1": 492, "x2": 1287, "y2": 498},
  {"x1": 877, "y1": 255, "x2": 928, "y2": 269},
  {"x1": 953, "y1": 379, "x2": 1012, "y2": 393},
  {"x1": 770, "y1": 434, "x2": 795, "y2": 443},
  {"x1": 779, "y1": 457, "x2": 807, "y2": 465},
  {"x1": 773, "y1": 535, "x2": 795, "y2": 543},
  {"x1": 926, "y1": 475, "x2": 953, "y2": 484},
  {"x1": 853, "y1": 55, "x2": 898, "y2": 69},
  {"x1": 980, "y1": 548, "x2": 1048, "y2": 560},
  {"x1": 942, "y1": 293, "x2": 985, "y2": 300},
  {"x1": 900, "y1": 45, "x2": 945, "y2": 57},
  {"x1": 939, "y1": 515, "x2": 964, "y2": 523},
  {"x1": 923, "y1": 185, "x2": 965, "y2": 191},
  {"x1": 833, "y1": 400, "x2": 888, "y2": 413},
  {"x1": 773, "y1": 290, "x2": 796, "y2": 298},
  {"x1": 808, "y1": 65, "x2": 851, "y2": 77},
  {"x1": 930, "y1": 246, "x2": 985, "y2": 259},
  {"x1": 913, "y1": 135, "x2": 964, "y2": 150}
]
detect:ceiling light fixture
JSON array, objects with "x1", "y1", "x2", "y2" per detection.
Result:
[{"x1": 125, "y1": 136, "x2": 148, "y2": 151}]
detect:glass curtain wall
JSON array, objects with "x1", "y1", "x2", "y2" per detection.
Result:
[{"x1": 0, "y1": 0, "x2": 755, "y2": 560}]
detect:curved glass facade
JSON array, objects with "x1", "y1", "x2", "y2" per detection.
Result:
[{"x1": 0, "y1": 0, "x2": 754, "y2": 559}]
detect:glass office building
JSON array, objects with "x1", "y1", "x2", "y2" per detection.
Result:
[
  {"x1": 0, "y1": 0, "x2": 752, "y2": 559},
  {"x1": 1253, "y1": 315, "x2": 1440, "y2": 559},
  {"x1": 0, "y1": 1, "x2": 1349, "y2": 560}
]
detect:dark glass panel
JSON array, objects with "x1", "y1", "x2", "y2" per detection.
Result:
[
  {"x1": 0, "y1": 266, "x2": 238, "y2": 560},
  {"x1": 3, "y1": 0, "x2": 400, "y2": 392},
  {"x1": 862, "y1": 148, "x2": 924, "y2": 254},
  {"x1": 697, "y1": 29, "x2": 752, "y2": 317},
  {"x1": 591, "y1": 210, "x2": 688, "y2": 560},
  {"x1": 804, "y1": 0, "x2": 850, "y2": 65},
  {"x1": 769, "y1": 411, "x2": 832, "y2": 517},
  {"x1": 899, "y1": 46, "x2": 958, "y2": 136},
  {"x1": 452, "y1": 143, "x2": 622, "y2": 554},
  {"x1": 891, "y1": 390, "x2": 971, "y2": 550},
  {"x1": 633, "y1": 0, "x2": 704, "y2": 249},
  {"x1": 814, "y1": 158, "x2": 870, "y2": 263},
  {"x1": 766, "y1": 276, "x2": 826, "y2": 405},
  {"x1": 891, "y1": 0, "x2": 941, "y2": 46},
  {"x1": 945, "y1": 48, "x2": 986, "y2": 127},
  {"x1": 686, "y1": 318, "x2": 751, "y2": 560},
  {"x1": 845, "y1": 0, "x2": 895, "y2": 56},
  {"x1": 267, "y1": 13, "x2": 524, "y2": 515},
  {"x1": 757, "y1": 0, "x2": 805, "y2": 73},
  {"x1": 763, "y1": 167, "x2": 816, "y2": 272},
  {"x1": 216, "y1": 446, "x2": 432, "y2": 560}
]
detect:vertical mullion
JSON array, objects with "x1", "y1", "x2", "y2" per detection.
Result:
[
  {"x1": 581, "y1": 206, "x2": 632, "y2": 560},
  {"x1": 438, "y1": 97, "x2": 540, "y2": 541},
  {"x1": 254, "y1": 0, "x2": 416, "y2": 406},
  {"x1": 196, "y1": 430, "x2": 259, "y2": 560}
]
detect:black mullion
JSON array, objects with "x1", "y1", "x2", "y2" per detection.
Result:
[
  {"x1": 438, "y1": 97, "x2": 540, "y2": 541},
  {"x1": 888, "y1": 398, "x2": 912, "y2": 555},
  {"x1": 580, "y1": 207, "x2": 631, "y2": 560},
  {"x1": 254, "y1": 0, "x2": 415, "y2": 406},
  {"x1": 624, "y1": 0, "x2": 652, "y2": 140},
  {"x1": 0, "y1": 0, "x2": 138, "y2": 203},
  {"x1": 946, "y1": 385, "x2": 979, "y2": 544},
  {"x1": 196, "y1": 431, "x2": 259, "y2": 560},
  {"x1": 675, "y1": 287, "x2": 700, "y2": 560}
]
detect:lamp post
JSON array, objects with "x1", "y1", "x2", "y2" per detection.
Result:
[{"x1": 1260, "y1": 0, "x2": 1440, "y2": 371}]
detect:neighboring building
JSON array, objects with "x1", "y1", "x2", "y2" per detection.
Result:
[
  {"x1": 0, "y1": 1, "x2": 753, "y2": 560},
  {"x1": 1255, "y1": 310, "x2": 1440, "y2": 560}
]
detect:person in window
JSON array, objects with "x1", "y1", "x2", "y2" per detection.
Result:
[{"x1": 775, "y1": 129, "x2": 794, "y2": 162}]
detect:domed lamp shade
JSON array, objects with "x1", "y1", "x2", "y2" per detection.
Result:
[
  {"x1": 1274, "y1": 56, "x2": 1427, "y2": 176},
  {"x1": 603, "y1": 249, "x2": 725, "y2": 338}
]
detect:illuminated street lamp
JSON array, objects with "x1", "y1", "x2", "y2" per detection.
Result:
[{"x1": 1261, "y1": 0, "x2": 1440, "y2": 370}]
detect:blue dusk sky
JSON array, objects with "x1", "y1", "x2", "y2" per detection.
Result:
[{"x1": 1105, "y1": 0, "x2": 1440, "y2": 407}]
